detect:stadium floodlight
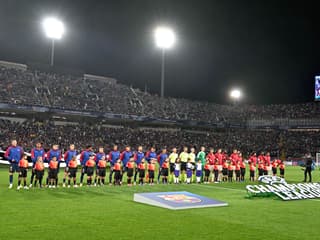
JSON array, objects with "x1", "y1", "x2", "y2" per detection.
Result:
[
  {"x1": 154, "y1": 26, "x2": 176, "y2": 98},
  {"x1": 230, "y1": 89, "x2": 242, "y2": 102},
  {"x1": 42, "y1": 17, "x2": 65, "y2": 66}
]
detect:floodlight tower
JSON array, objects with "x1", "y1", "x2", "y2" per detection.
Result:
[
  {"x1": 154, "y1": 26, "x2": 175, "y2": 98},
  {"x1": 42, "y1": 17, "x2": 65, "y2": 66}
]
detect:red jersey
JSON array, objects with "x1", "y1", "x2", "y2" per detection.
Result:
[
  {"x1": 249, "y1": 156, "x2": 257, "y2": 166},
  {"x1": 162, "y1": 162, "x2": 169, "y2": 169},
  {"x1": 49, "y1": 161, "x2": 58, "y2": 169},
  {"x1": 35, "y1": 162, "x2": 44, "y2": 171},
  {"x1": 98, "y1": 160, "x2": 107, "y2": 168},
  {"x1": 138, "y1": 163, "x2": 145, "y2": 170},
  {"x1": 68, "y1": 160, "x2": 77, "y2": 168},
  {"x1": 213, "y1": 163, "x2": 219, "y2": 171},
  {"x1": 126, "y1": 161, "x2": 134, "y2": 169},
  {"x1": 215, "y1": 153, "x2": 223, "y2": 165},
  {"x1": 249, "y1": 164, "x2": 256, "y2": 171},
  {"x1": 206, "y1": 153, "x2": 215, "y2": 165},
  {"x1": 114, "y1": 162, "x2": 121, "y2": 171},
  {"x1": 240, "y1": 161, "x2": 246, "y2": 169},
  {"x1": 258, "y1": 162, "x2": 264, "y2": 170},
  {"x1": 204, "y1": 163, "x2": 210, "y2": 170},
  {"x1": 148, "y1": 163, "x2": 155, "y2": 171},
  {"x1": 230, "y1": 153, "x2": 239, "y2": 165},
  {"x1": 279, "y1": 163, "x2": 285, "y2": 170},
  {"x1": 86, "y1": 159, "x2": 95, "y2": 167},
  {"x1": 271, "y1": 161, "x2": 278, "y2": 168},
  {"x1": 223, "y1": 162, "x2": 228, "y2": 169},
  {"x1": 235, "y1": 163, "x2": 241, "y2": 171},
  {"x1": 264, "y1": 155, "x2": 271, "y2": 166},
  {"x1": 228, "y1": 164, "x2": 234, "y2": 171},
  {"x1": 19, "y1": 159, "x2": 28, "y2": 168}
]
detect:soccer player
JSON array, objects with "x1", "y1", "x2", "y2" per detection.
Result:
[
  {"x1": 173, "y1": 158, "x2": 181, "y2": 184},
  {"x1": 249, "y1": 161, "x2": 256, "y2": 181},
  {"x1": 113, "y1": 159, "x2": 122, "y2": 186},
  {"x1": 133, "y1": 146, "x2": 145, "y2": 184},
  {"x1": 213, "y1": 160, "x2": 219, "y2": 183},
  {"x1": 126, "y1": 157, "x2": 135, "y2": 186},
  {"x1": 157, "y1": 148, "x2": 168, "y2": 183},
  {"x1": 203, "y1": 160, "x2": 211, "y2": 184},
  {"x1": 161, "y1": 158, "x2": 169, "y2": 184},
  {"x1": 240, "y1": 160, "x2": 246, "y2": 182},
  {"x1": 108, "y1": 145, "x2": 120, "y2": 185},
  {"x1": 94, "y1": 147, "x2": 106, "y2": 186},
  {"x1": 235, "y1": 161, "x2": 241, "y2": 182},
  {"x1": 68, "y1": 156, "x2": 78, "y2": 187},
  {"x1": 63, "y1": 144, "x2": 77, "y2": 187},
  {"x1": 179, "y1": 146, "x2": 189, "y2": 183},
  {"x1": 279, "y1": 160, "x2": 285, "y2": 179},
  {"x1": 30, "y1": 142, "x2": 45, "y2": 188},
  {"x1": 228, "y1": 161, "x2": 234, "y2": 182},
  {"x1": 120, "y1": 146, "x2": 133, "y2": 183},
  {"x1": 34, "y1": 157, "x2": 45, "y2": 188},
  {"x1": 97, "y1": 155, "x2": 107, "y2": 186},
  {"x1": 258, "y1": 160, "x2": 264, "y2": 177},
  {"x1": 46, "y1": 144, "x2": 62, "y2": 186},
  {"x1": 48, "y1": 156, "x2": 59, "y2": 188},
  {"x1": 5, "y1": 140, "x2": 24, "y2": 189},
  {"x1": 271, "y1": 159, "x2": 278, "y2": 176},
  {"x1": 79, "y1": 145, "x2": 94, "y2": 187},
  {"x1": 138, "y1": 159, "x2": 146, "y2": 185},
  {"x1": 196, "y1": 146, "x2": 206, "y2": 166},
  {"x1": 186, "y1": 159, "x2": 194, "y2": 184},
  {"x1": 222, "y1": 161, "x2": 228, "y2": 182},
  {"x1": 195, "y1": 159, "x2": 203, "y2": 183},
  {"x1": 17, "y1": 154, "x2": 29, "y2": 190},
  {"x1": 145, "y1": 146, "x2": 157, "y2": 163},
  {"x1": 230, "y1": 149, "x2": 239, "y2": 166},
  {"x1": 168, "y1": 147, "x2": 178, "y2": 182},
  {"x1": 249, "y1": 152, "x2": 257, "y2": 166},
  {"x1": 148, "y1": 159, "x2": 156, "y2": 185},
  {"x1": 85, "y1": 154, "x2": 96, "y2": 186}
]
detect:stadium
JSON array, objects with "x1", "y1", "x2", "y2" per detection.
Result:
[{"x1": 0, "y1": 1, "x2": 320, "y2": 240}]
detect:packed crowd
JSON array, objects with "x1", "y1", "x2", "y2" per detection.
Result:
[
  {"x1": 5, "y1": 139, "x2": 285, "y2": 190},
  {"x1": 1, "y1": 66, "x2": 320, "y2": 122},
  {"x1": 0, "y1": 119, "x2": 318, "y2": 158}
]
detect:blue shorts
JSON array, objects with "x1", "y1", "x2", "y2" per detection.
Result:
[
  {"x1": 196, "y1": 170, "x2": 202, "y2": 177},
  {"x1": 174, "y1": 170, "x2": 180, "y2": 177},
  {"x1": 9, "y1": 163, "x2": 19, "y2": 173}
]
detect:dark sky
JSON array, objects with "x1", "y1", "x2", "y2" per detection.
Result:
[{"x1": 0, "y1": 0, "x2": 319, "y2": 104}]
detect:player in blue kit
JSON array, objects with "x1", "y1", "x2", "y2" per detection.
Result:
[
  {"x1": 45, "y1": 144, "x2": 62, "y2": 187},
  {"x1": 108, "y1": 145, "x2": 120, "y2": 185},
  {"x1": 94, "y1": 146, "x2": 106, "y2": 186},
  {"x1": 5, "y1": 140, "x2": 24, "y2": 189},
  {"x1": 29, "y1": 142, "x2": 45, "y2": 188},
  {"x1": 119, "y1": 146, "x2": 133, "y2": 183},
  {"x1": 157, "y1": 148, "x2": 168, "y2": 184},
  {"x1": 133, "y1": 146, "x2": 145, "y2": 185},
  {"x1": 79, "y1": 145, "x2": 94, "y2": 187},
  {"x1": 145, "y1": 147, "x2": 157, "y2": 163},
  {"x1": 62, "y1": 144, "x2": 77, "y2": 187}
]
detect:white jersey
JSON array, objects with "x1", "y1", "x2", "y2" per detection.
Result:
[
  {"x1": 196, "y1": 163, "x2": 202, "y2": 171},
  {"x1": 174, "y1": 163, "x2": 181, "y2": 171},
  {"x1": 187, "y1": 162, "x2": 194, "y2": 170}
]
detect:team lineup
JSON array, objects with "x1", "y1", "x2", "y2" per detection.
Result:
[{"x1": 5, "y1": 140, "x2": 285, "y2": 190}]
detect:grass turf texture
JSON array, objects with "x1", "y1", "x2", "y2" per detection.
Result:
[{"x1": 0, "y1": 166, "x2": 319, "y2": 240}]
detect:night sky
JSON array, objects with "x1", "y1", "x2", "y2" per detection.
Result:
[{"x1": 0, "y1": 0, "x2": 319, "y2": 104}]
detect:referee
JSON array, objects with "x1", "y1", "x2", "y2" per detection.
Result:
[{"x1": 303, "y1": 153, "x2": 313, "y2": 183}]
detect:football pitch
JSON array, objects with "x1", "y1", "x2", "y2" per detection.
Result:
[{"x1": 0, "y1": 166, "x2": 319, "y2": 240}]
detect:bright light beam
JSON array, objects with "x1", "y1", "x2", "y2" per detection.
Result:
[
  {"x1": 230, "y1": 89, "x2": 242, "y2": 100},
  {"x1": 43, "y1": 17, "x2": 65, "y2": 40},
  {"x1": 154, "y1": 27, "x2": 175, "y2": 49}
]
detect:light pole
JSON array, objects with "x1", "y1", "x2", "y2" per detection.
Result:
[
  {"x1": 42, "y1": 17, "x2": 65, "y2": 66},
  {"x1": 154, "y1": 26, "x2": 175, "y2": 98}
]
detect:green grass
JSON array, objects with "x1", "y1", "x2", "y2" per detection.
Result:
[{"x1": 0, "y1": 166, "x2": 319, "y2": 240}]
